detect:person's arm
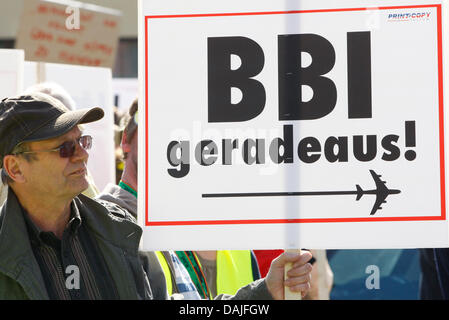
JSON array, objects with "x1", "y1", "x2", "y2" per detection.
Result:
[
  {"x1": 303, "y1": 250, "x2": 333, "y2": 300},
  {"x1": 215, "y1": 250, "x2": 312, "y2": 300}
]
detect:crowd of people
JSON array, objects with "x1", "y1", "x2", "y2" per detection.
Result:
[
  {"x1": 1, "y1": 82, "x2": 447, "y2": 300},
  {"x1": 0, "y1": 83, "x2": 314, "y2": 300}
]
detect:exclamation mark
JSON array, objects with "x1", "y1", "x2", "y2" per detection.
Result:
[{"x1": 405, "y1": 121, "x2": 416, "y2": 161}]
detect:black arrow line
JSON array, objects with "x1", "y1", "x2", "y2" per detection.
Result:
[{"x1": 202, "y1": 170, "x2": 401, "y2": 216}]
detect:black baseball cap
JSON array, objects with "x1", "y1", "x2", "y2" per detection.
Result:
[{"x1": 0, "y1": 92, "x2": 104, "y2": 168}]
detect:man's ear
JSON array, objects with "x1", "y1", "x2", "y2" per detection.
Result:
[
  {"x1": 3, "y1": 155, "x2": 26, "y2": 184},
  {"x1": 121, "y1": 131, "x2": 131, "y2": 154}
]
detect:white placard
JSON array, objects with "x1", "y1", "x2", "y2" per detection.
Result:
[
  {"x1": 112, "y1": 78, "x2": 138, "y2": 113},
  {"x1": 23, "y1": 61, "x2": 116, "y2": 192},
  {"x1": 0, "y1": 49, "x2": 24, "y2": 99},
  {"x1": 138, "y1": 0, "x2": 449, "y2": 250},
  {"x1": 16, "y1": 0, "x2": 121, "y2": 68}
]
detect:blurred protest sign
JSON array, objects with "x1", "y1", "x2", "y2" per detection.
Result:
[
  {"x1": 0, "y1": 49, "x2": 24, "y2": 99},
  {"x1": 16, "y1": 0, "x2": 121, "y2": 68},
  {"x1": 138, "y1": 0, "x2": 449, "y2": 251},
  {"x1": 24, "y1": 61, "x2": 116, "y2": 191},
  {"x1": 112, "y1": 78, "x2": 138, "y2": 113}
]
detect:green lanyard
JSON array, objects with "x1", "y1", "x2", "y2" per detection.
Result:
[
  {"x1": 117, "y1": 183, "x2": 212, "y2": 298},
  {"x1": 118, "y1": 180, "x2": 137, "y2": 198},
  {"x1": 175, "y1": 251, "x2": 212, "y2": 300}
]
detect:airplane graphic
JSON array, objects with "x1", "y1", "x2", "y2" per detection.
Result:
[
  {"x1": 357, "y1": 170, "x2": 401, "y2": 215},
  {"x1": 202, "y1": 170, "x2": 401, "y2": 216}
]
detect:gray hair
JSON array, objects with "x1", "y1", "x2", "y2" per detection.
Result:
[
  {"x1": 23, "y1": 82, "x2": 76, "y2": 111},
  {"x1": 1, "y1": 143, "x2": 35, "y2": 185}
]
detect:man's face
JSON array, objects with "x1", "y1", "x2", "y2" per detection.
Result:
[{"x1": 19, "y1": 126, "x2": 89, "y2": 200}]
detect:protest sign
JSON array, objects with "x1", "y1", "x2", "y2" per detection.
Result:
[
  {"x1": 112, "y1": 78, "x2": 138, "y2": 113},
  {"x1": 16, "y1": 0, "x2": 121, "y2": 68},
  {"x1": 0, "y1": 49, "x2": 24, "y2": 99},
  {"x1": 24, "y1": 61, "x2": 116, "y2": 192},
  {"x1": 138, "y1": 0, "x2": 449, "y2": 250}
]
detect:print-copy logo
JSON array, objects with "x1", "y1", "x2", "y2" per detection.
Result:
[{"x1": 387, "y1": 12, "x2": 431, "y2": 22}]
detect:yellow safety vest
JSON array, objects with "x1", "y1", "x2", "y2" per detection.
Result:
[
  {"x1": 159, "y1": 250, "x2": 255, "y2": 298},
  {"x1": 216, "y1": 250, "x2": 254, "y2": 296},
  {"x1": 155, "y1": 251, "x2": 173, "y2": 295}
]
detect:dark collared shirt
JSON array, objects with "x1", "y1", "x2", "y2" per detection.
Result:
[{"x1": 22, "y1": 201, "x2": 119, "y2": 300}]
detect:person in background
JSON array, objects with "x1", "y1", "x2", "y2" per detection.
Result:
[
  {"x1": 418, "y1": 248, "x2": 443, "y2": 299},
  {"x1": 432, "y1": 248, "x2": 449, "y2": 299},
  {"x1": 176, "y1": 250, "x2": 261, "y2": 299},
  {"x1": 305, "y1": 250, "x2": 333, "y2": 300},
  {"x1": 106, "y1": 99, "x2": 259, "y2": 299},
  {"x1": 113, "y1": 105, "x2": 125, "y2": 184},
  {"x1": 97, "y1": 98, "x2": 201, "y2": 299}
]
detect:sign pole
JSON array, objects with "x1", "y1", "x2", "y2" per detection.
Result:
[
  {"x1": 36, "y1": 62, "x2": 46, "y2": 84},
  {"x1": 284, "y1": 249, "x2": 302, "y2": 300}
]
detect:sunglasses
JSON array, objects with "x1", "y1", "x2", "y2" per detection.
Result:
[{"x1": 14, "y1": 135, "x2": 93, "y2": 158}]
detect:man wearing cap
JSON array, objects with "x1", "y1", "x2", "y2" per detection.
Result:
[
  {"x1": 0, "y1": 93, "x2": 153, "y2": 299},
  {"x1": 0, "y1": 93, "x2": 313, "y2": 300}
]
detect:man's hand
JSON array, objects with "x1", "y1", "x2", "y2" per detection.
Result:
[{"x1": 265, "y1": 250, "x2": 313, "y2": 300}]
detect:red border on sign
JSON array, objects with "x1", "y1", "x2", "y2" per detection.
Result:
[{"x1": 145, "y1": 4, "x2": 445, "y2": 226}]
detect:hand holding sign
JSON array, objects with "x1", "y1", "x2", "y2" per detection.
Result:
[{"x1": 265, "y1": 250, "x2": 312, "y2": 300}]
